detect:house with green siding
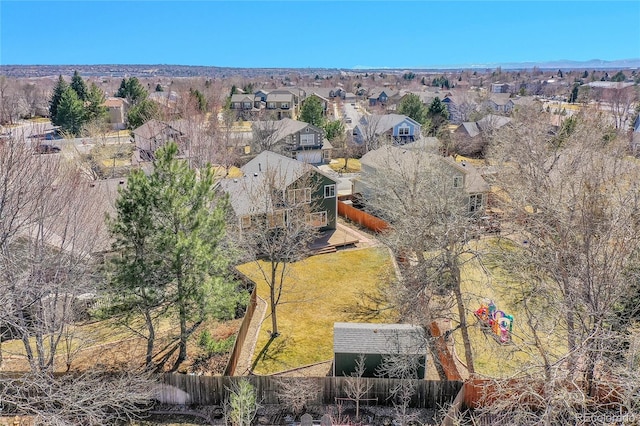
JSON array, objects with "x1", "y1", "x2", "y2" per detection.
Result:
[{"x1": 218, "y1": 151, "x2": 337, "y2": 232}]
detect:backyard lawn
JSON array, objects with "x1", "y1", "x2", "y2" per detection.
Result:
[
  {"x1": 329, "y1": 158, "x2": 361, "y2": 173},
  {"x1": 236, "y1": 247, "x2": 395, "y2": 375},
  {"x1": 452, "y1": 238, "x2": 567, "y2": 378}
]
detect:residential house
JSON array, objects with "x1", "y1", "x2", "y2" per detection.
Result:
[
  {"x1": 442, "y1": 93, "x2": 464, "y2": 124},
  {"x1": 510, "y1": 96, "x2": 540, "y2": 111},
  {"x1": 298, "y1": 87, "x2": 341, "y2": 100},
  {"x1": 265, "y1": 90, "x2": 296, "y2": 119},
  {"x1": 218, "y1": 151, "x2": 338, "y2": 232},
  {"x1": 343, "y1": 92, "x2": 357, "y2": 103},
  {"x1": 333, "y1": 323, "x2": 427, "y2": 378},
  {"x1": 491, "y1": 82, "x2": 512, "y2": 93},
  {"x1": 102, "y1": 97, "x2": 129, "y2": 130},
  {"x1": 453, "y1": 114, "x2": 512, "y2": 157},
  {"x1": 252, "y1": 118, "x2": 332, "y2": 164},
  {"x1": 354, "y1": 142, "x2": 490, "y2": 216},
  {"x1": 304, "y1": 92, "x2": 330, "y2": 116},
  {"x1": 148, "y1": 91, "x2": 180, "y2": 119},
  {"x1": 368, "y1": 88, "x2": 399, "y2": 107},
  {"x1": 132, "y1": 119, "x2": 190, "y2": 162},
  {"x1": 352, "y1": 114, "x2": 422, "y2": 145},
  {"x1": 254, "y1": 90, "x2": 270, "y2": 103},
  {"x1": 483, "y1": 93, "x2": 514, "y2": 114},
  {"x1": 230, "y1": 94, "x2": 262, "y2": 119}
]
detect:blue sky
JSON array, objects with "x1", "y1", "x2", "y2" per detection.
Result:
[{"x1": 1, "y1": 1, "x2": 639, "y2": 68}]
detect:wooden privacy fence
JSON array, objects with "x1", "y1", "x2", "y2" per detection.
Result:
[
  {"x1": 160, "y1": 374, "x2": 462, "y2": 409},
  {"x1": 223, "y1": 270, "x2": 258, "y2": 376},
  {"x1": 337, "y1": 200, "x2": 389, "y2": 233}
]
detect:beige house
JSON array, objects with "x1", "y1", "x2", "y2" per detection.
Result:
[
  {"x1": 103, "y1": 97, "x2": 129, "y2": 130},
  {"x1": 354, "y1": 142, "x2": 490, "y2": 216}
]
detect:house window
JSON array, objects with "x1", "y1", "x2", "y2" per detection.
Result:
[
  {"x1": 287, "y1": 187, "x2": 312, "y2": 204},
  {"x1": 307, "y1": 211, "x2": 327, "y2": 227},
  {"x1": 323, "y1": 149, "x2": 330, "y2": 161},
  {"x1": 268, "y1": 102, "x2": 275, "y2": 109},
  {"x1": 267, "y1": 210, "x2": 285, "y2": 228},
  {"x1": 324, "y1": 184, "x2": 336, "y2": 198},
  {"x1": 243, "y1": 102, "x2": 251, "y2": 109},
  {"x1": 453, "y1": 176, "x2": 463, "y2": 188},
  {"x1": 281, "y1": 103, "x2": 289, "y2": 109},
  {"x1": 398, "y1": 127, "x2": 410, "y2": 136},
  {"x1": 300, "y1": 133, "x2": 315, "y2": 146},
  {"x1": 240, "y1": 215, "x2": 251, "y2": 229},
  {"x1": 468, "y1": 194, "x2": 484, "y2": 214}
]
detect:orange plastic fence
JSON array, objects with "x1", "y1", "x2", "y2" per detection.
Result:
[
  {"x1": 429, "y1": 322, "x2": 463, "y2": 381},
  {"x1": 337, "y1": 201, "x2": 389, "y2": 233}
]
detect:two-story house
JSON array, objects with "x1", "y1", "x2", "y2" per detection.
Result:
[
  {"x1": 353, "y1": 114, "x2": 422, "y2": 145},
  {"x1": 217, "y1": 151, "x2": 338, "y2": 233},
  {"x1": 132, "y1": 119, "x2": 190, "y2": 162},
  {"x1": 230, "y1": 94, "x2": 262, "y2": 119},
  {"x1": 354, "y1": 142, "x2": 490, "y2": 217},
  {"x1": 252, "y1": 118, "x2": 332, "y2": 164},
  {"x1": 482, "y1": 93, "x2": 514, "y2": 114},
  {"x1": 265, "y1": 91, "x2": 295, "y2": 119},
  {"x1": 368, "y1": 88, "x2": 401, "y2": 107}
]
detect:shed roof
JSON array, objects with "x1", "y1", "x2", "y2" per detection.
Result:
[{"x1": 334, "y1": 323, "x2": 426, "y2": 355}]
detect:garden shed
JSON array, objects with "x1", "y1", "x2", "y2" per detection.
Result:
[{"x1": 333, "y1": 322, "x2": 427, "y2": 379}]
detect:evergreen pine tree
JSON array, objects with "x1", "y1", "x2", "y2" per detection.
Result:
[
  {"x1": 49, "y1": 75, "x2": 69, "y2": 126},
  {"x1": 56, "y1": 87, "x2": 85, "y2": 136},
  {"x1": 70, "y1": 70, "x2": 88, "y2": 101},
  {"x1": 85, "y1": 82, "x2": 108, "y2": 123}
]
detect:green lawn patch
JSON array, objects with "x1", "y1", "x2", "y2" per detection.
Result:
[{"x1": 236, "y1": 247, "x2": 394, "y2": 375}]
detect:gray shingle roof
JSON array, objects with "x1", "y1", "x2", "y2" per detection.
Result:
[
  {"x1": 360, "y1": 143, "x2": 489, "y2": 194},
  {"x1": 218, "y1": 151, "x2": 313, "y2": 217},
  {"x1": 231, "y1": 94, "x2": 254, "y2": 103},
  {"x1": 252, "y1": 118, "x2": 322, "y2": 143},
  {"x1": 361, "y1": 114, "x2": 421, "y2": 135},
  {"x1": 460, "y1": 122, "x2": 481, "y2": 138},
  {"x1": 266, "y1": 93, "x2": 294, "y2": 103},
  {"x1": 333, "y1": 323, "x2": 426, "y2": 355}
]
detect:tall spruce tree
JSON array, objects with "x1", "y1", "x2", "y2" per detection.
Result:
[
  {"x1": 49, "y1": 75, "x2": 69, "y2": 126},
  {"x1": 116, "y1": 77, "x2": 147, "y2": 105},
  {"x1": 70, "y1": 70, "x2": 88, "y2": 102},
  {"x1": 56, "y1": 86, "x2": 85, "y2": 136},
  {"x1": 85, "y1": 82, "x2": 107, "y2": 123}
]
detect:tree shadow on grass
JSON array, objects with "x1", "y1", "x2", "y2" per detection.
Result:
[{"x1": 251, "y1": 335, "x2": 292, "y2": 372}]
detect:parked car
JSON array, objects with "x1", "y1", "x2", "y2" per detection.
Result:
[{"x1": 35, "y1": 144, "x2": 61, "y2": 154}]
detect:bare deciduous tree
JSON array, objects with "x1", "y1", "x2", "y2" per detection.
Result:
[
  {"x1": 481, "y1": 109, "x2": 640, "y2": 423},
  {"x1": 225, "y1": 379, "x2": 261, "y2": 426},
  {"x1": 230, "y1": 167, "x2": 322, "y2": 337},
  {"x1": 355, "y1": 144, "x2": 485, "y2": 377},
  {"x1": 276, "y1": 377, "x2": 321, "y2": 418},
  {"x1": 343, "y1": 353, "x2": 373, "y2": 419},
  {"x1": 0, "y1": 369, "x2": 155, "y2": 425}
]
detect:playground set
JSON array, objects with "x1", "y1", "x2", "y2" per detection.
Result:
[{"x1": 474, "y1": 301, "x2": 514, "y2": 344}]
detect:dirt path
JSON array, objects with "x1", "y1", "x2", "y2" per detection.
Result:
[{"x1": 234, "y1": 296, "x2": 267, "y2": 376}]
